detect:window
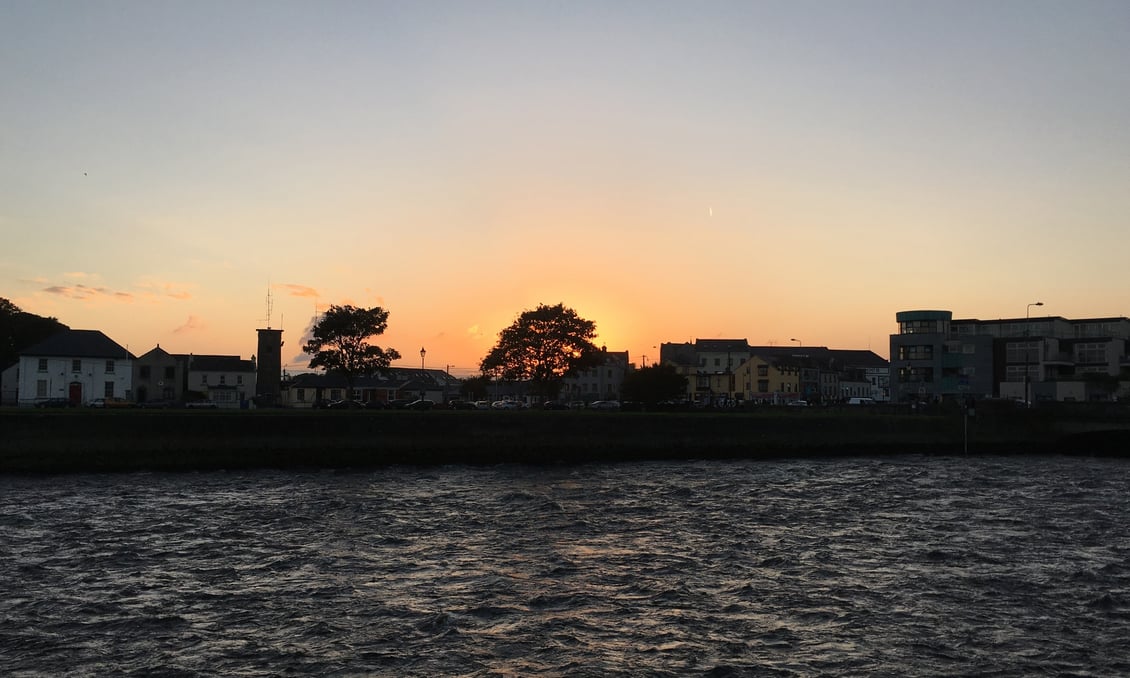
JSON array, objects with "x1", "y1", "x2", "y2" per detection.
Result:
[
  {"x1": 1006, "y1": 365, "x2": 1037, "y2": 382},
  {"x1": 105, "y1": 360, "x2": 115, "y2": 373},
  {"x1": 201, "y1": 374, "x2": 208, "y2": 385},
  {"x1": 237, "y1": 375, "x2": 243, "y2": 385},
  {"x1": 37, "y1": 380, "x2": 48, "y2": 397},
  {"x1": 164, "y1": 366, "x2": 175, "y2": 379},
  {"x1": 1005, "y1": 341, "x2": 1039, "y2": 363},
  {"x1": 1076, "y1": 343, "x2": 1107, "y2": 364},
  {"x1": 757, "y1": 379, "x2": 769, "y2": 392},
  {"x1": 38, "y1": 358, "x2": 47, "y2": 372},
  {"x1": 296, "y1": 388, "x2": 306, "y2": 402},
  {"x1": 104, "y1": 381, "x2": 114, "y2": 397},
  {"x1": 72, "y1": 359, "x2": 81, "y2": 372},
  {"x1": 757, "y1": 365, "x2": 768, "y2": 377},
  {"x1": 140, "y1": 366, "x2": 151, "y2": 379},
  {"x1": 714, "y1": 358, "x2": 721, "y2": 367},
  {"x1": 898, "y1": 345, "x2": 933, "y2": 360},
  {"x1": 220, "y1": 375, "x2": 226, "y2": 385}
]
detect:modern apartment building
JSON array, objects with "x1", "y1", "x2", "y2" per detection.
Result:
[{"x1": 890, "y1": 310, "x2": 1130, "y2": 403}]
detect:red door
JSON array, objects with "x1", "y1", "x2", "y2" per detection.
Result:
[{"x1": 68, "y1": 382, "x2": 83, "y2": 406}]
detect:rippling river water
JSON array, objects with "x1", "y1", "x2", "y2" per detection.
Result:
[{"x1": 2, "y1": 455, "x2": 1129, "y2": 676}]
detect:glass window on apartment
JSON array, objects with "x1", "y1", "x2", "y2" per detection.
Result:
[
  {"x1": 37, "y1": 380, "x2": 48, "y2": 397},
  {"x1": 220, "y1": 375, "x2": 226, "y2": 385},
  {"x1": 105, "y1": 360, "x2": 115, "y2": 373},
  {"x1": 38, "y1": 358, "x2": 48, "y2": 372},
  {"x1": 104, "y1": 381, "x2": 114, "y2": 397},
  {"x1": 1005, "y1": 365, "x2": 1037, "y2": 382},
  {"x1": 1076, "y1": 343, "x2": 1107, "y2": 364},
  {"x1": 201, "y1": 374, "x2": 208, "y2": 385},
  {"x1": 757, "y1": 365, "x2": 768, "y2": 377},
  {"x1": 757, "y1": 379, "x2": 769, "y2": 392},
  {"x1": 898, "y1": 345, "x2": 933, "y2": 360},
  {"x1": 1005, "y1": 341, "x2": 1039, "y2": 363},
  {"x1": 297, "y1": 388, "x2": 306, "y2": 402},
  {"x1": 237, "y1": 375, "x2": 243, "y2": 385},
  {"x1": 72, "y1": 359, "x2": 81, "y2": 372},
  {"x1": 165, "y1": 366, "x2": 175, "y2": 379}
]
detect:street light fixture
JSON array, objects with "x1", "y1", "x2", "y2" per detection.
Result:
[
  {"x1": 419, "y1": 346, "x2": 426, "y2": 370},
  {"x1": 790, "y1": 338, "x2": 802, "y2": 347},
  {"x1": 1025, "y1": 302, "x2": 1043, "y2": 407}
]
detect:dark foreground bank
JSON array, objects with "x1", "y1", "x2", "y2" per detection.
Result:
[{"x1": 1, "y1": 408, "x2": 1128, "y2": 472}]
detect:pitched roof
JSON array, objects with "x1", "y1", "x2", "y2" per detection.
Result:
[
  {"x1": 189, "y1": 355, "x2": 255, "y2": 372},
  {"x1": 695, "y1": 339, "x2": 752, "y2": 353},
  {"x1": 19, "y1": 329, "x2": 134, "y2": 359}
]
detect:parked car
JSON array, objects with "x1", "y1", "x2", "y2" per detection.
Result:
[
  {"x1": 326, "y1": 399, "x2": 365, "y2": 410},
  {"x1": 35, "y1": 397, "x2": 74, "y2": 408},
  {"x1": 588, "y1": 400, "x2": 621, "y2": 410},
  {"x1": 786, "y1": 400, "x2": 809, "y2": 407},
  {"x1": 448, "y1": 399, "x2": 477, "y2": 410},
  {"x1": 406, "y1": 399, "x2": 435, "y2": 410},
  {"x1": 846, "y1": 397, "x2": 876, "y2": 406},
  {"x1": 387, "y1": 399, "x2": 415, "y2": 409},
  {"x1": 541, "y1": 400, "x2": 569, "y2": 410},
  {"x1": 88, "y1": 397, "x2": 133, "y2": 408},
  {"x1": 185, "y1": 400, "x2": 218, "y2": 409},
  {"x1": 474, "y1": 400, "x2": 492, "y2": 410},
  {"x1": 136, "y1": 398, "x2": 177, "y2": 409},
  {"x1": 363, "y1": 400, "x2": 387, "y2": 410},
  {"x1": 491, "y1": 400, "x2": 522, "y2": 410}
]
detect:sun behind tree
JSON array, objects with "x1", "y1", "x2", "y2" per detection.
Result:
[
  {"x1": 303, "y1": 305, "x2": 402, "y2": 398},
  {"x1": 480, "y1": 302, "x2": 604, "y2": 398}
]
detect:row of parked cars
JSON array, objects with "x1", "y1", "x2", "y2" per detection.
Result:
[{"x1": 318, "y1": 398, "x2": 628, "y2": 411}]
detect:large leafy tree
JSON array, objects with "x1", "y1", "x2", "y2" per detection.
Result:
[
  {"x1": 620, "y1": 364, "x2": 689, "y2": 406},
  {"x1": 303, "y1": 305, "x2": 401, "y2": 396},
  {"x1": 480, "y1": 302, "x2": 603, "y2": 398},
  {"x1": 1, "y1": 297, "x2": 69, "y2": 368}
]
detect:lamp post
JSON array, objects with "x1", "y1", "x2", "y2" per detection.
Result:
[
  {"x1": 790, "y1": 338, "x2": 802, "y2": 348},
  {"x1": 419, "y1": 347, "x2": 426, "y2": 370},
  {"x1": 1025, "y1": 302, "x2": 1043, "y2": 407}
]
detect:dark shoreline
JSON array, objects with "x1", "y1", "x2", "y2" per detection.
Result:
[{"x1": 2, "y1": 408, "x2": 1128, "y2": 473}]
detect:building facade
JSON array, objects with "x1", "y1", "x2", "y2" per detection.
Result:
[
  {"x1": 559, "y1": 349, "x2": 630, "y2": 403},
  {"x1": 890, "y1": 310, "x2": 1130, "y2": 403},
  {"x1": 16, "y1": 329, "x2": 134, "y2": 406}
]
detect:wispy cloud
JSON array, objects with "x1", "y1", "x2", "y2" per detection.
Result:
[
  {"x1": 43, "y1": 284, "x2": 134, "y2": 301},
  {"x1": 135, "y1": 277, "x2": 194, "y2": 301},
  {"x1": 277, "y1": 283, "x2": 319, "y2": 298},
  {"x1": 173, "y1": 315, "x2": 205, "y2": 334},
  {"x1": 467, "y1": 324, "x2": 483, "y2": 338}
]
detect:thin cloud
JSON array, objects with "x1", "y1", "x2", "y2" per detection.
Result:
[
  {"x1": 43, "y1": 284, "x2": 132, "y2": 301},
  {"x1": 135, "y1": 277, "x2": 194, "y2": 301},
  {"x1": 467, "y1": 324, "x2": 483, "y2": 337},
  {"x1": 173, "y1": 315, "x2": 205, "y2": 334},
  {"x1": 277, "y1": 283, "x2": 319, "y2": 298}
]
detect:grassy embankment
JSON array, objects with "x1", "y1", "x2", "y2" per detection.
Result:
[{"x1": 2, "y1": 405, "x2": 1127, "y2": 473}]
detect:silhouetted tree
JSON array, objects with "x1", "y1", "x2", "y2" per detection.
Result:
[
  {"x1": 480, "y1": 302, "x2": 603, "y2": 398},
  {"x1": 460, "y1": 375, "x2": 492, "y2": 400},
  {"x1": 1, "y1": 297, "x2": 69, "y2": 368},
  {"x1": 620, "y1": 364, "x2": 688, "y2": 406},
  {"x1": 303, "y1": 305, "x2": 401, "y2": 396}
]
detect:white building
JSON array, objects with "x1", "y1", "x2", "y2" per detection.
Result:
[{"x1": 17, "y1": 329, "x2": 134, "y2": 406}]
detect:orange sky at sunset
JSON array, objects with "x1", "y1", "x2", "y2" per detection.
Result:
[{"x1": 4, "y1": 3, "x2": 1128, "y2": 376}]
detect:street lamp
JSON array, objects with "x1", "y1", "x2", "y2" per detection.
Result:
[
  {"x1": 790, "y1": 338, "x2": 802, "y2": 348},
  {"x1": 1025, "y1": 302, "x2": 1043, "y2": 407},
  {"x1": 419, "y1": 347, "x2": 426, "y2": 370}
]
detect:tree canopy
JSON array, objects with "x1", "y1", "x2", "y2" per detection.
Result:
[
  {"x1": 620, "y1": 364, "x2": 689, "y2": 405},
  {"x1": 1, "y1": 297, "x2": 69, "y2": 368},
  {"x1": 480, "y1": 302, "x2": 603, "y2": 397},
  {"x1": 302, "y1": 305, "x2": 401, "y2": 394}
]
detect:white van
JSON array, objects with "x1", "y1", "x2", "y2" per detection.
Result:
[{"x1": 847, "y1": 397, "x2": 876, "y2": 406}]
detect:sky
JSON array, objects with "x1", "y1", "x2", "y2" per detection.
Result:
[{"x1": 3, "y1": 1, "x2": 1128, "y2": 376}]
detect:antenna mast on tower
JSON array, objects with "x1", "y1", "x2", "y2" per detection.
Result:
[{"x1": 263, "y1": 284, "x2": 274, "y2": 329}]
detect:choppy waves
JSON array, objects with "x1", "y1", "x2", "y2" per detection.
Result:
[{"x1": 3, "y1": 456, "x2": 1130, "y2": 676}]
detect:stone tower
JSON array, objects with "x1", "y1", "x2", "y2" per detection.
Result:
[{"x1": 256, "y1": 328, "x2": 284, "y2": 406}]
